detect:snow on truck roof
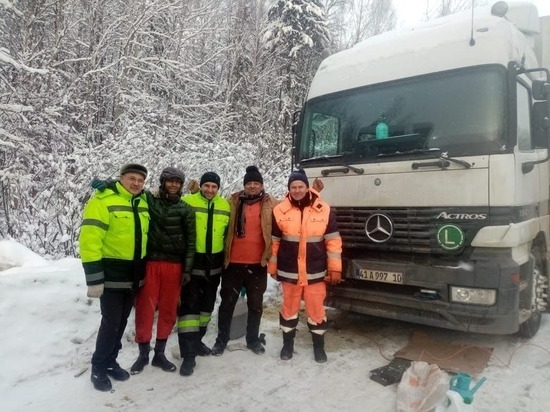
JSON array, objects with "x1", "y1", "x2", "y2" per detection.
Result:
[{"x1": 308, "y1": 2, "x2": 541, "y2": 100}]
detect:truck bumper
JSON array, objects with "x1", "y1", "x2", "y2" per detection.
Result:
[{"x1": 326, "y1": 249, "x2": 525, "y2": 334}]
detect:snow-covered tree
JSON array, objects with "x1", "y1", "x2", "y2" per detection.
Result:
[{"x1": 264, "y1": 0, "x2": 331, "y2": 131}]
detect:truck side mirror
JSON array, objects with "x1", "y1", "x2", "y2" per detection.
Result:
[
  {"x1": 532, "y1": 101, "x2": 550, "y2": 148},
  {"x1": 532, "y1": 80, "x2": 547, "y2": 100}
]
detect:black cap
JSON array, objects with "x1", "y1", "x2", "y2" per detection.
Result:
[
  {"x1": 287, "y1": 169, "x2": 309, "y2": 189},
  {"x1": 120, "y1": 163, "x2": 148, "y2": 178},
  {"x1": 243, "y1": 165, "x2": 263, "y2": 185},
  {"x1": 200, "y1": 171, "x2": 221, "y2": 187}
]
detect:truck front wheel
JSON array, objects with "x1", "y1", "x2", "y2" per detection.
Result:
[{"x1": 518, "y1": 245, "x2": 548, "y2": 338}]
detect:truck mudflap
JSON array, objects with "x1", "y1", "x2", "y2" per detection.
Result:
[{"x1": 325, "y1": 253, "x2": 524, "y2": 334}]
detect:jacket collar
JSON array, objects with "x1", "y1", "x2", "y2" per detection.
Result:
[{"x1": 280, "y1": 190, "x2": 323, "y2": 214}]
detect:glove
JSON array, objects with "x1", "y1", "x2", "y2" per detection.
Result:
[
  {"x1": 181, "y1": 272, "x2": 191, "y2": 286},
  {"x1": 312, "y1": 177, "x2": 324, "y2": 192},
  {"x1": 87, "y1": 284, "x2": 104, "y2": 298},
  {"x1": 187, "y1": 179, "x2": 199, "y2": 194},
  {"x1": 90, "y1": 177, "x2": 115, "y2": 192},
  {"x1": 324, "y1": 271, "x2": 342, "y2": 285}
]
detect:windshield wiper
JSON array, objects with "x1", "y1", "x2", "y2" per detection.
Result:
[
  {"x1": 300, "y1": 155, "x2": 364, "y2": 175},
  {"x1": 378, "y1": 148, "x2": 472, "y2": 169},
  {"x1": 300, "y1": 154, "x2": 344, "y2": 163}
]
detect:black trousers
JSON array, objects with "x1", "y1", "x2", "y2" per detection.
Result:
[
  {"x1": 217, "y1": 263, "x2": 267, "y2": 345},
  {"x1": 91, "y1": 290, "x2": 134, "y2": 370},
  {"x1": 178, "y1": 273, "x2": 221, "y2": 357}
]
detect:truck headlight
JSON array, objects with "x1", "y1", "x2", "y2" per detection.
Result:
[{"x1": 450, "y1": 287, "x2": 496, "y2": 305}]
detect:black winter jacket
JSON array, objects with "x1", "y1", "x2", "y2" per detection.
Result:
[{"x1": 145, "y1": 190, "x2": 196, "y2": 272}]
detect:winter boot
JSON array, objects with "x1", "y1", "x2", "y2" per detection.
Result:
[
  {"x1": 131, "y1": 342, "x2": 150, "y2": 375},
  {"x1": 211, "y1": 339, "x2": 227, "y2": 356},
  {"x1": 247, "y1": 340, "x2": 265, "y2": 355},
  {"x1": 151, "y1": 339, "x2": 176, "y2": 372},
  {"x1": 197, "y1": 341, "x2": 212, "y2": 356},
  {"x1": 311, "y1": 333, "x2": 327, "y2": 363},
  {"x1": 179, "y1": 357, "x2": 196, "y2": 377},
  {"x1": 91, "y1": 366, "x2": 112, "y2": 392},
  {"x1": 280, "y1": 329, "x2": 296, "y2": 360},
  {"x1": 106, "y1": 363, "x2": 130, "y2": 381}
]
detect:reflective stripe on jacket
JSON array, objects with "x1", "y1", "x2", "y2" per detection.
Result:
[
  {"x1": 268, "y1": 190, "x2": 342, "y2": 286},
  {"x1": 79, "y1": 181, "x2": 150, "y2": 290}
]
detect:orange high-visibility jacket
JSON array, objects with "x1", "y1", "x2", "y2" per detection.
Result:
[{"x1": 269, "y1": 191, "x2": 342, "y2": 286}]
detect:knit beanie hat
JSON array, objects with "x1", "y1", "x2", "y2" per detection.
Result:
[
  {"x1": 287, "y1": 169, "x2": 309, "y2": 189},
  {"x1": 120, "y1": 163, "x2": 148, "y2": 178},
  {"x1": 243, "y1": 165, "x2": 264, "y2": 185},
  {"x1": 160, "y1": 167, "x2": 185, "y2": 184},
  {"x1": 200, "y1": 171, "x2": 221, "y2": 187}
]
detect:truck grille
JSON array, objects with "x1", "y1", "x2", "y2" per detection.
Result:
[{"x1": 334, "y1": 207, "x2": 489, "y2": 255}]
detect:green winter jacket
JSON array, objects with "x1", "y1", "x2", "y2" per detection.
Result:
[
  {"x1": 182, "y1": 191, "x2": 230, "y2": 276},
  {"x1": 146, "y1": 189, "x2": 196, "y2": 272},
  {"x1": 79, "y1": 181, "x2": 150, "y2": 290}
]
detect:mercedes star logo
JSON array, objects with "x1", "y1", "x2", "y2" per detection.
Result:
[{"x1": 365, "y1": 213, "x2": 394, "y2": 243}]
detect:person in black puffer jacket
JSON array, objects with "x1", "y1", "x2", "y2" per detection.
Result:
[{"x1": 131, "y1": 167, "x2": 196, "y2": 375}]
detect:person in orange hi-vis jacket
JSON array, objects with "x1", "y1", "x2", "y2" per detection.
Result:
[{"x1": 268, "y1": 169, "x2": 342, "y2": 363}]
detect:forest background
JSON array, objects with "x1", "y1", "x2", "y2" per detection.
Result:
[{"x1": 0, "y1": 0, "x2": 501, "y2": 258}]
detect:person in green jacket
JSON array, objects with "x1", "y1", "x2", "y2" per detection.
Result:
[
  {"x1": 80, "y1": 163, "x2": 149, "y2": 392},
  {"x1": 130, "y1": 167, "x2": 196, "y2": 375},
  {"x1": 177, "y1": 171, "x2": 230, "y2": 376}
]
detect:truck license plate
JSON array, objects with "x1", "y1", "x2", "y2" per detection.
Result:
[{"x1": 356, "y1": 269, "x2": 404, "y2": 284}]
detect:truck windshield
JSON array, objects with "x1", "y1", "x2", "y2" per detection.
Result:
[{"x1": 297, "y1": 66, "x2": 508, "y2": 164}]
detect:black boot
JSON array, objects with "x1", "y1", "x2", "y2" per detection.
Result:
[
  {"x1": 151, "y1": 339, "x2": 176, "y2": 372},
  {"x1": 179, "y1": 357, "x2": 196, "y2": 376},
  {"x1": 211, "y1": 338, "x2": 227, "y2": 356},
  {"x1": 106, "y1": 363, "x2": 130, "y2": 381},
  {"x1": 131, "y1": 342, "x2": 150, "y2": 375},
  {"x1": 280, "y1": 329, "x2": 296, "y2": 360},
  {"x1": 311, "y1": 333, "x2": 327, "y2": 363},
  {"x1": 91, "y1": 365, "x2": 112, "y2": 392}
]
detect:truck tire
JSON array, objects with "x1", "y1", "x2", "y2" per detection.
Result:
[{"x1": 518, "y1": 245, "x2": 548, "y2": 338}]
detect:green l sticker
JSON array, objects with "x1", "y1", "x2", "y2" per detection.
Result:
[{"x1": 437, "y1": 224, "x2": 465, "y2": 251}]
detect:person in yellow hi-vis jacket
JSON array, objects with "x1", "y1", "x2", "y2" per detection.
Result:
[
  {"x1": 79, "y1": 163, "x2": 150, "y2": 392},
  {"x1": 268, "y1": 169, "x2": 342, "y2": 363},
  {"x1": 177, "y1": 171, "x2": 230, "y2": 377}
]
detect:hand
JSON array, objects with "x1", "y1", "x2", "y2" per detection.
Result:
[
  {"x1": 87, "y1": 284, "x2": 104, "y2": 298},
  {"x1": 91, "y1": 178, "x2": 107, "y2": 191},
  {"x1": 324, "y1": 271, "x2": 342, "y2": 285},
  {"x1": 312, "y1": 178, "x2": 324, "y2": 192},
  {"x1": 181, "y1": 272, "x2": 191, "y2": 286},
  {"x1": 187, "y1": 179, "x2": 199, "y2": 194},
  {"x1": 269, "y1": 273, "x2": 280, "y2": 282}
]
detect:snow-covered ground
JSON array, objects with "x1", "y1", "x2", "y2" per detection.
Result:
[{"x1": 0, "y1": 238, "x2": 549, "y2": 412}]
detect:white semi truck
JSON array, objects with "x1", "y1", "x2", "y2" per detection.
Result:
[{"x1": 294, "y1": 1, "x2": 550, "y2": 337}]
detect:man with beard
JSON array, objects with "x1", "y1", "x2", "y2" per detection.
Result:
[
  {"x1": 210, "y1": 166, "x2": 278, "y2": 356},
  {"x1": 130, "y1": 167, "x2": 196, "y2": 375}
]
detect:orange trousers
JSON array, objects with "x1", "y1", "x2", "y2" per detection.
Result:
[
  {"x1": 281, "y1": 281, "x2": 326, "y2": 324},
  {"x1": 135, "y1": 260, "x2": 181, "y2": 343}
]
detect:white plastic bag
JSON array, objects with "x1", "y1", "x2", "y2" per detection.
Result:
[{"x1": 396, "y1": 361, "x2": 449, "y2": 412}]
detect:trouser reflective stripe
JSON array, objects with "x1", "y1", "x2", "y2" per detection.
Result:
[
  {"x1": 199, "y1": 312, "x2": 211, "y2": 327},
  {"x1": 307, "y1": 318, "x2": 328, "y2": 335},
  {"x1": 177, "y1": 315, "x2": 200, "y2": 333},
  {"x1": 280, "y1": 312, "x2": 299, "y2": 333}
]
